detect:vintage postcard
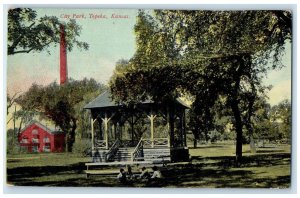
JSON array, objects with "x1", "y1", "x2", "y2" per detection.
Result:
[{"x1": 6, "y1": 7, "x2": 292, "y2": 189}]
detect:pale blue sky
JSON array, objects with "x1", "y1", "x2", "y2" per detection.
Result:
[
  {"x1": 7, "y1": 9, "x2": 138, "y2": 95},
  {"x1": 7, "y1": 8, "x2": 291, "y2": 106}
]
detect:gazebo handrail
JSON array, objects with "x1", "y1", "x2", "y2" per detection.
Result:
[
  {"x1": 95, "y1": 139, "x2": 106, "y2": 149},
  {"x1": 131, "y1": 138, "x2": 143, "y2": 161},
  {"x1": 105, "y1": 139, "x2": 120, "y2": 161},
  {"x1": 142, "y1": 137, "x2": 169, "y2": 148}
]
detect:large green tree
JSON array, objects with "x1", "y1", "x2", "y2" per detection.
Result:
[
  {"x1": 8, "y1": 8, "x2": 88, "y2": 55},
  {"x1": 16, "y1": 78, "x2": 106, "y2": 152},
  {"x1": 110, "y1": 10, "x2": 291, "y2": 163},
  {"x1": 270, "y1": 99, "x2": 291, "y2": 141},
  {"x1": 251, "y1": 97, "x2": 291, "y2": 145},
  {"x1": 151, "y1": 11, "x2": 291, "y2": 163}
]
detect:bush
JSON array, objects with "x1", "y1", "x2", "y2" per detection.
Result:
[
  {"x1": 72, "y1": 138, "x2": 91, "y2": 157},
  {"x1": 6, "y1": 129, "x2": 21, "y2": 155},
  {"x1": 7, "y1": 143, "x2": 21, "y2": 155}
]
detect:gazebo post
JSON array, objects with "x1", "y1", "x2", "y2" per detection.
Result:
[
  {"x1": 179, "y1": 112, "x2": 183, "y2": 147},
  {"x1": 99, "y1": 119, "x2": 103, "y2": 140},
  {"x1": 91, "y1": 118, "x2": 94, "y2": 151},
  {"x1": 119, "y1": 123, "x2": 123, "y2": 141},
  {"x1": 113, "y1": 123, "x2": 117, "y2": 140},
  {"x1": 116, "y1": 122, "x2": 120, "y2": 140},
  {"x1": 179, "y1": 109, "x2": 187, "y2": 147},
  {"x1": 183, "y1": 110, "x2": 187, "y2": 147},
  {"x1": 148, "y1": 111, "x2": 157, "y2": 148},
  {"x1": 91, "y1": 117, "x2": 98, "y2": 151},
  {"x1": 167, "y1": 107, "x2": 175, "y2": 148},
  {"x1": 101, "y1": 112, "x2": 114, "y2": 149},
  {"x1": 150, "y1": 115, "x2": 154, "y2": 148},
  {"x1": 104, "y1": 113, "x2": 109, "y2": 149},
  {"x1": 131, "y1": 115, "x2": 134, "y2": 146}
]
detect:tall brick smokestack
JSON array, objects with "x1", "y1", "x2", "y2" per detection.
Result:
[{"x1": 60, "y1": 24, "x2": 67, "y2": 85}]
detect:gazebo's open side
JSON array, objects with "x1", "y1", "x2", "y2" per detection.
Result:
[{"x1": 84, "y1": 91, "x2": 190, "y2": 164}]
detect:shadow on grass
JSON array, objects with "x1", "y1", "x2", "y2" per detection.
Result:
[
  {"x1": 7, "y1": 162, "x2": 86, "y2": 185},
  {"x1": 6, "y1": 153, "x2": 290, "y2": 188},
  {"x1": 255, "y1": 150, "x2": 286, "y2": 153},
  {"x1": 191, "y1": 153, "x2": 290, "y2": 168},
  {"x1": 138, "y1": 165, "x2": 290, "y2": 188},
  {"x1": 189, "y1": 145, "x2": 225, "y2": 149}
]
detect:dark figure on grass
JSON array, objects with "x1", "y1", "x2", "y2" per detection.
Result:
[
  {"x1": 139, "y1": 167, "x2": 151, "y2": 180},
  {"x1": 150, "y1": 166, "x2": 162, "y2": 180},
  {"x1": 126, "y1": 165, "x2": 135, "y2": 180},
  {"x1": 117, "y1": 168, "x2": 127, "y2": 184},
  {"x1": 145, "y1": 166, "x2": 163, "y2": 187}
]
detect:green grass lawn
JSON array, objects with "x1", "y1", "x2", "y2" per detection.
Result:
[{"x1": 6, "y1": 143, "x2": 291, "y2": 188}]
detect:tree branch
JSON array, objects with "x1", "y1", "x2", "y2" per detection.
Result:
[
  {"x1": 6, "y1": 117, "x2": 13, "y2": 125},
  {"x1": 7, "y1": 92, "x2": 20, "y2": 115},
  {"x1": 10, "y1": 48, "x2": 36, "y2": 54},
  {"x1": 8, "y1": 22, "x2": 36, "y2": 55},
  {"x1": 10, "y1": 40, "x2": 53, "y2": 55}
]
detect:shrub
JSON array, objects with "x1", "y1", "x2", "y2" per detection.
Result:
[
  {"x1": 72, "y1": 138, "x2": 91, "y2": 157},
  {"x1": 6, "y1": 129, "x2": 21, "y2": 155}
]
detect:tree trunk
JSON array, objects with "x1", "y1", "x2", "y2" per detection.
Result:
[
  {"x1": 249, "y1": 133, "x2": 256, "y2": 153},
  {"x1": 66, "y1": 134, "x2": 72, "y2": 152},
  {"x1": 66, "y1": 131, "x2": 75, "y2": 152},
  {"x1": 247, "y1": 83, "x2": 256, "y2": 154},
  {"x1": 66, "y1": 118, "x2": 77, "y2": 152},
  {"x1": 245, "y1": 121, "x2": 256, "y2": 154},
  {"x1": 18, "y1": 119, "x2": 23, "y2": 134},
  {"x1": 204, "y1": 130, "x2": 209, "y2": 143},
  {"x1": 193, "y1": 138, "x2": 197, "y2": 148},
  {"x1": 229, "y1": 56, "x2": 248, "y2": 165},
  {"x1": 192, "y1": 130, "x2": 199, "y2": 148},
  {"x1": 13, "y1": 106, "x2": 16, "y2": 134},
  {"x1": 231, "y1": 101, "x2": 243, "y2": 165}
]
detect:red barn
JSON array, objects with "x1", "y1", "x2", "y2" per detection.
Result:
[{"x1": 18, "y1": 121, "x2": 66, "y2": 153}]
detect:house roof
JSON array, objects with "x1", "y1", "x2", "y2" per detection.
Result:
[
  {"x1": 84, "y1": 91, "x2": 190, "y2": 109},
  {"x1": 19, "y1": 120, "x2": 64, "y2": 135}
]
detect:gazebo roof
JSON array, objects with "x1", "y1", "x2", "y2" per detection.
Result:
[
  {"x1": 84, "y1": 91, "x2": 190, "y2": 109},
  {"x1": 84, "y1": 91, "x2": 117, "y2": 109}
]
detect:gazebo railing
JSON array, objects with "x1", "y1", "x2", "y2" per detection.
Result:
[
  {"x1": 95, "y1": 140, "x2": 107, "y2": 149},
  {"x1": 142, "y1": 138, "x2": 169, "y2": 148},
  {"x1": 131, "y1": 138, "x2": 143, "y2": 161},
  {"x1": 120, "y1": 140, "x2": 139, "y2": 147},
  {"x1": 106, "y1": 139, "x2": 120, "y2": 161}
]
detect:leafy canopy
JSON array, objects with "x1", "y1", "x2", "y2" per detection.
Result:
[
  {"x1": 109, "y1": 10, "x2": 292, "y2": 162},
  {"x1": 8, "y1": 8, "x2": 89, "y2": 55}
]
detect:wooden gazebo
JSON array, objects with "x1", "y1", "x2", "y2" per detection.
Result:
[{"x1": 84, "y1": 91, "x2": 189, "y2": 164}]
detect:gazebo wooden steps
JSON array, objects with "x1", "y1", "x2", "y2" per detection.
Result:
[
  {"x1": 86, "y1": 160, "x2": 167, "y2": 170},
  {"x1": 112, "y1": 147, "x2": 134, "y2": 162}
]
